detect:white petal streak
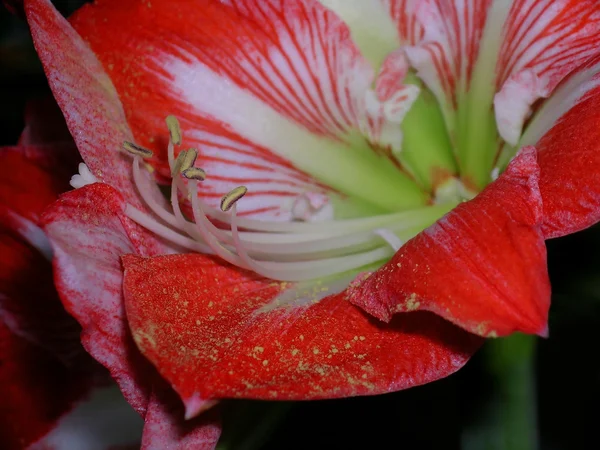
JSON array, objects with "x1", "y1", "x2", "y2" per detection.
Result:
[
  {"x1": 219, "y1": 0, "x2": 374, "y2": 138},
  {"x1": 401, "y1": 0, "x2": 492, "y2": 108},
  {"x1": 521, "y1": 55, "x2": 600, "y2": 146},
  {"x1": 495, "y1": 0, "x2": 600, "y2": 144},
  {"x1": 498, "y1": 0, "x2": 600, "y2": 89},
  {"x1": 161, "y1": 55, "x2": 331, "y2": 220},
  {"x1": 317, "y1": 0, "x2": 400, "y2": 68}
]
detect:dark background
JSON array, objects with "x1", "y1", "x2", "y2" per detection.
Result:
[{"x1": 1, "y1": 2, "x2": 599, "y2": 448}]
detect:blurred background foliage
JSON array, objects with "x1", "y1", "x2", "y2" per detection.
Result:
[{"x1": 1, "y1": 2, "x2": 599, "y2": 449}]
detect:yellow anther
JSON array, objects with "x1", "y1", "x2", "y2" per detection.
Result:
[
  {"x1": 172, "y1": 148, "x2": 198, "y2": 176},
  {"x1": 182, "y1": 167, "x2": 207, "y2": 181},
  {"x1": 220, "y1": 186, "x2": 248, "y2": 212},
  {"x1": 180, "y1": 148, "x2": 198, "y2": 172},
  {"x1": 123, "y1": 141, "x2": 153, "y2": 158},
  {"x1": 165, "y1": 115, "x2": 182, "y2": 145}
]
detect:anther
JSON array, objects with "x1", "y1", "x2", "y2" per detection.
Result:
[
  {"x1": 165, "y1": 115, "x2": 182, "y2": 145},
  {"x1": 172, "y1": 148, "x2": 198, "y2": 176},
  {"x1": 123, "y1": 141, "x2": 153, "y2": 158},
  {"x1": 221, "y1": 186, "x2": 248, "y2": 212},
  {"x1": 180, "y1": 148, "x2": 198, "y2": 172},
  {"x1": 182, "y1": 167, "x2": 207, "y2": 181}
]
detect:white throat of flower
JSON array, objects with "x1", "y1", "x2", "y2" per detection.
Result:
[{"x1": 72, "y1": 116, "x2": 454, "y2": 282}]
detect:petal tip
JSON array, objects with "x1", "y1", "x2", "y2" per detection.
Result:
[{"x1": 183, "y1": 393, "x2": 218, "y2": 420}]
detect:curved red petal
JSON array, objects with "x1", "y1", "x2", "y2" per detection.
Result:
[
  {"x1": 23, "y1": 0, "x2": 160, "y2": 215},
  {"x1": 537, "y1": 84, "x2": 600, "y2": 238},
  {"x1": 122, "y1": 253, "x2": 481, "y2": 409},
  {"x1": 349, "y1": 147, "x2": 550, "y2": 337}
]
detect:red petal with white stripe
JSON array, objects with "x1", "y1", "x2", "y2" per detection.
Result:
[
  {"x1": 25, "y1": 0, "x2": 167, "y2": 236},
  {"x1": 122, "y1": 253, "x2": 482, "y2": 407},
  {"x1": 68, "y1": 0, "x2": 419, "y2": 219},
  {"x1": 348, "y1": 147, "x2": 550, "y2": 337},
  {"x1": 396, "y1": 0, "x2": 492, "y2": 110},
  {"x1": 495, "y1": 0, "x2": 600, "y2": 144},
  {"x1": 42, "y1": 183, "x2": 222, "y2": 448}
]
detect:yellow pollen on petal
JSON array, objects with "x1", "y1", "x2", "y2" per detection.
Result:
[
  {"x1": 221, "y1": 186, "x2": 248, "y2": 212},
  {"x1": 122, "y1": 141, "x2": 153, "y2": 158},
  {"x1": 165, "y1": 115, "x2": 182, "y2": 145}
]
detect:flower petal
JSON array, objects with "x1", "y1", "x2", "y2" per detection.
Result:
[
  {"x1": 534, "y1": 81, "x2": 600, "y2": 238},
  {"x1": 348, "y1": 147, "x2": 550, "y2": 337},
  {"x1": 42, "y1": 183, "x2": 153, "y2": 413},
  {"x1": 317, "y1": 0, "x2": 400, "y2": 68},
  {"x1": 122, "y1": 253, "x2": 482, "y2": 408},
  {"x1": 69, "y1": 0, "x2": 425, "y2": 217},
  {"x1": 24, "y1": 0, "x2": 164, "y2": 218},
  {"x1": 42, "y1": 183, "x2": 221, "y2": 446},
  {"x1": 495, "y1": 0, "x2": 600, "y2": 145},
  {"x1": 140, "y1": 380, "x2": 221, "y2": 450},
  {"x1": 0, "y1": 147, "x2": 81, "y2": 359}
]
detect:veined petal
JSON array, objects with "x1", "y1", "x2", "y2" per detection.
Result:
[
  {"x1": 24, "y1": 0, "x2": 168, "y2": 234},
  {"x1": 401, "y1": 0, "x2": 492, "y2": 119},
  {"x1": 70, "y1": 0, "x2": 426, "y2": 215},
  {"x1": 534, "y1": 79, "x2": 600, "y2": 239},
  {"x1": 495, "y1": 0, "x2": 600, "y2": 145},
  {"x1": 317, "y1": 0, "x2": 400, "y2": 69},
  {"x1": 122, "y1": 253, "x2": 481, "y2": 408},
  {"x1": 349, "y1": 147, "x2": 550, "y2": 337}
]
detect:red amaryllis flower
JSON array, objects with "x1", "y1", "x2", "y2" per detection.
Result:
[
  {"x1": 21, "y1": 0, "x2": 600, "y2": 445},
  {"x1": 0, "y1": 98, "x2": 143, "y2": 449}
]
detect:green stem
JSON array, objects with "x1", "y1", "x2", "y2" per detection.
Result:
[{"x1": 462, "y1": 334, "x2": 539, "y2": 450}]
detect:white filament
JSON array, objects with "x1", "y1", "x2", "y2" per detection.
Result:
[{"x1": 120, "y1": 131, "x2": 451, "y2": 281}]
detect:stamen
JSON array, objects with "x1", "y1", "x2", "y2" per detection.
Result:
[
  {"x1": 182, "y1": 167, "x2": 207, "y2": 181},
  {"x1": 118, "y1": 115, "x2": 452, "y2": 284},
  {"x1": 165, "y1": 115, "x2": 182, "y2": 145},
  {"x1": 123, "y1": 141, "x2": 153, "y2": 158},
  {"x1": 172, "y1": 148, "x2": 198, "y2": 176},
  {"x1": 220, "y1": 186, "x2": 248, "y2": 212},
  {"x1": 180, "y1": 148, "x2": 198, "y2": 172}
]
